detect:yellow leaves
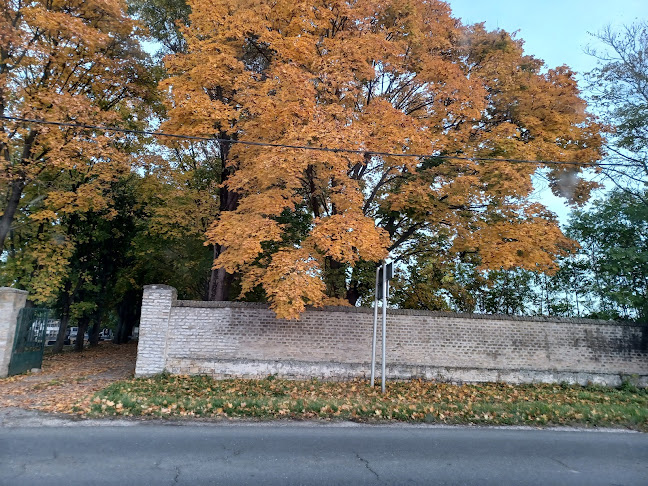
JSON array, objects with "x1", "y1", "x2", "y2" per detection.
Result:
[
  {"x1": 322, "y1": 297, "x2": 352, "y2": 307},
  {"x1": 259, "y1": 248, "x2": 326, "y2": 319},
  {"x1": 453, "y1": 210, "x2": 576, "y2": 274},
  {"x1": 235, "y1": 189, "x2": 297, "y2": 215},
  {"x1": 358, "y1": 98, "x2": 427, "y2": 158},
  {"x1": 0, "y1": 0, "x2": 156, "y2": 284},
  {"x1": 1, "y1": 232, "x2": 74, "y2": 304},
  {"x1": 309, "y1": 213, "x2": 389, "y2": 265},
  {"x1": 207, "y1": 213, "x2": 284, "y2": 271}
]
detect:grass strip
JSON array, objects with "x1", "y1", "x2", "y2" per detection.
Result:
[{"x1": 86, "y1": 374, "x2": 648, "y2": 431}]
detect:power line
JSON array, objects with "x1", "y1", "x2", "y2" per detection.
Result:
[{"x1": 0, "y1": 115, "x2": 631, "y2": 168}]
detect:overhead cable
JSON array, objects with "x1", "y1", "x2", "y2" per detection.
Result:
[{"x1": 0, "y1": 115, "x2": 631, "y2": 168}]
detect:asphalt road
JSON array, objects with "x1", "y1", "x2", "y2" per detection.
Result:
[{"x1": 1, "y1": 422, "x2": 646, "y2": 485}]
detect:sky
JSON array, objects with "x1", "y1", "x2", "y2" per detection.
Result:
[
  {"x1": 446, "y1": 0, "x2": 648, "y2": 221},
  {"x1": 447, "y1": 0, "x2": 648, "y2": 76}
]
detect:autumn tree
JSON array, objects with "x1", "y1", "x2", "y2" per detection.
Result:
[
  {"x1": 0, "y1": 0, "x2": 154, "y2": 257},
  {"x1": 128, "y1": 0, "x2": 247, "y2": 300},
  {"x1": 0, "y1": 0, "x2": 158, "y2": 354},
  {"x1": 163, "y1": 0, "x2": 603, "y2": 318}
]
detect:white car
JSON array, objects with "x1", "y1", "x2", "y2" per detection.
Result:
[{"x1": 68, "y1": 327, "x2": 89, "y2": 344}]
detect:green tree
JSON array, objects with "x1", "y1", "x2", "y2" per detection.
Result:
[
  {"x1": 128, "y1": 0, "x2": 190, "y2": 55},
  {"x1": 566, "y1": 190, "x2": 648, "y2": 320}
]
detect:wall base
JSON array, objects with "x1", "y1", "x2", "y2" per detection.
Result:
[{"x1": 153, "y1": 357, "x2": 648, "y2": 388}]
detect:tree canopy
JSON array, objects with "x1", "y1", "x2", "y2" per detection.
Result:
[
  {"x1": 0, "y1": 0, "x2": 158, "y2": 351},
  {"x1": 161, "y1": 0, "x2": 603, "y2": 318},
  {"x1": 586, "y1": 21, "x2": 648, "y2": 201},
  {"x1": 0, "y1": 0, "x2": 156, "y2": 260},
  {"x1": 566, "y1": 189, "x2": 648, "y2": 320}
]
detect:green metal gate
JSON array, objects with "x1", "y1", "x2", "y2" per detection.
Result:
[{"x1": 8, "y1": 307, "x2": 49, "y2": 376}]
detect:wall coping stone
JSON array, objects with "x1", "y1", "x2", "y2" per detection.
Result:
[
  {"x1": 0, "y1": 287, "x2": 28, "y2": 295},
  {"x1": 143, "y1": 284, "x2": 178, "y2": 292},
  {"x1": 172, "y1": 299, "x2": 647, "y2": 327}
]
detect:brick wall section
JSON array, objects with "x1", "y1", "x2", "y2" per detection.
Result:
[
  {"x1": 134, "y1": 285, "x2": 177, "y2": 377},
  {"x1": 135, "y1": 285, "x2": 648, "y2": 386},
  {"x1": 0, "y1": 287, "x2": 28, "y2": 378}
]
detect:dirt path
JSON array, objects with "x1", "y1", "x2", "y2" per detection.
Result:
[{"x1": 0, "y1": 342, "x2": 137, "y2": 415}]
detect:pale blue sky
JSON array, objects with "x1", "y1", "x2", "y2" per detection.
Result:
[
  {"x1": 447, "y1": 0, "x2": 648, "y2": 221},
  {"x1": 447, "y1": 0, "x2": 648, "y2": 76}
]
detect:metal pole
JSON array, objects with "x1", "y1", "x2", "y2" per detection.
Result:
[
  {"x1": 381, "y1": 261, "x2": 387, "y2": 394},
  {"x1": 370, "y1": 266, "x2": 379, "y2": 387}
]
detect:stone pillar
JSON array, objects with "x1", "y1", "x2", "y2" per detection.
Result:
[
  {"x1": 0, "y1": 287, "x2": 28, "y2": 378},
  {"x1": 135, "y1": 285, "x2": 177, "y2": 377}
]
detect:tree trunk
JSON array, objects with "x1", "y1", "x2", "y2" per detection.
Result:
[
  {"x1": 346, "y1": 266, "x2": 362, "y2": 306},
  {"x1": 208, "y1": 244, "x2": 237, "y2": 301},
  {"x1": 207, "y1": 138, "x2": 240, "y2": 301},
  {"x1": 346, "y1": 285, "x2": 361, "y2": 306},
  {"x1": 345, "y1": 260, "x2": 378, "y2": 306},
  {"x1": 114, "y1": 317, "x2": 129, "y2": 345},
  {"x1": 74, "y1": 316, "x2": 90, "y2": 352},
  {"x1": 52, "y1": 283, "x2": 72, "y2": 354},
  {"x1": 1, "y1": 130, "x2": 37, "y2": 255},
  {"x1": 0, "y1": 179, "x2": 25, "y2": 255},
  {"x1": 324, "y1": 257, "x2": 347, "y2": 300},
  {"x1": 88, "y1": 305, "x2": 102, "y2": 347},
  {"x1": 113, "y1": 291, "x2": 140, "y2": 344}
]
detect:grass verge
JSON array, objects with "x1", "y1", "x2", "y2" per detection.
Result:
[{"x1": 87, "y1": 375, "x2": 648, "y2": 430}]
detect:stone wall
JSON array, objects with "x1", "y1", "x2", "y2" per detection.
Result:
[
  {"x1": 135, "y1": 285, "x2": 648, "y2": 387},
  {"x1": 0, "y1": 287, "x2": 28, "y2": 378}
]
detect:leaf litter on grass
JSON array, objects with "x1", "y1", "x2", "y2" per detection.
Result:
[{"x1": 90, "y1": 374, "x2": 648, "y2": 431}]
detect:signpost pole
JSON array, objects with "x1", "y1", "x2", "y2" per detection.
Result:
[
  {"x1": 381, "y1": 261, "x2": 387, "y2": 394},
  {"x1": 370, "y1": 266, "x2": 379, "y2": 387}
]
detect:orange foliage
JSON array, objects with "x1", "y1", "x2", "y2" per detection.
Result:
[
  {"x1": 0, "y1": 0, "x2": 154, "y2": 300},
  {"x1": 163, "y1": 0, "x2": 604, "y2": 317}
]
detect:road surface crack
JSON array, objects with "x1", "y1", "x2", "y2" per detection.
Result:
[
  {"x1": 356, "y1": 452, "x2": 380, "y2": 481},
  {"x1": 551, "y1": 457, "x2": 580, "y2": 473},
  {"x1": 174, "y1": 465, "x2": 181, "y2": 483}
]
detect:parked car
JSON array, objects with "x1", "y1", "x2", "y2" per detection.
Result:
[
  {"x1": 98, "y1": 328, "x2": 113, "y2": 341},
  {"x1": 68, "y1": 326, "x2": 78, "y2": 344},
  {"x1": 68, "y1": 327, "x2": 88, "y2": 345},
  {"x1": 45, "y1": 322, "x2": 61, "y2": 346}
]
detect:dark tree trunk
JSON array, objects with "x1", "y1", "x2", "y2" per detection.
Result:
[
  {"x1": 88, "y1": 305, "x2": 103, "y2": 347},
  {"x1": 207, "y1": 138, "x2": 240, "y2": 301},
  {"x1": 52, "y1": 284, "x2": 72, "y2": 354},
  {"x1": 324, "y1": 257, "x2": 348, "y2": 300},
  {"x1": 1, "y1": 131, "x2": 37, "y2": 255},
  {"x1": 208, "y1": 244, "x2": 237, "y2": 301},
  {"x1": 346, "y1": 260, "x2": 379, "y2": 306},
  {"x1": 114, "y1": 291, "x2": 141, "y2": 344},
  {"x1": 115, "y1": 311, "x2": 130, "y2": 345},
  {"x1": 0, "y1": 179, "x2": 25, "y2": 255},
  {"x1": 346, "y1": 285, "x2": 361, "y2": 306},
  {"x1": 74, "y1": 316, "x2": 90, "y2": 352}
]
